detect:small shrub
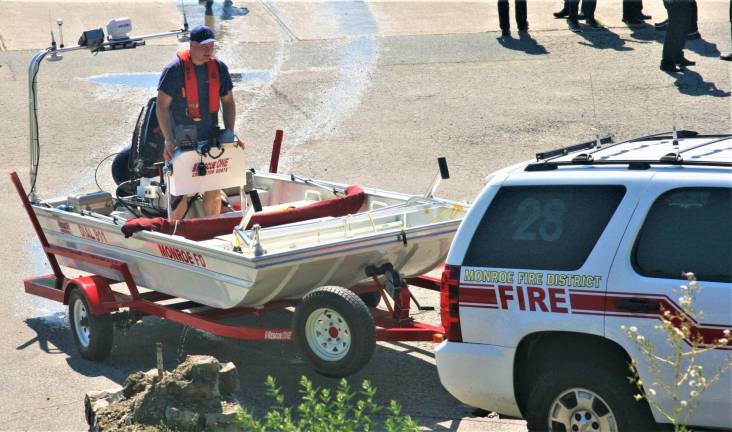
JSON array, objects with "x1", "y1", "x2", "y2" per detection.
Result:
[
  {"x1": 623, "y1": 272, "x2": 732, "y2": 432},
  {"x1": 236, "y1": 375, "x2": 420, "y2": 431}
]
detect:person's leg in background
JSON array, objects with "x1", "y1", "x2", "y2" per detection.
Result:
[
  {"x1": 624, "y1": 0, "x2": 649, "y2": 23},
  {"x1": 567, "y1": 0, "x2": 582, "y2": 31},
  {"x1": 623, "y1": 0, "x2": 638, "y2": 23},
  {"x1": 686, "y1": 0, "x2": 700, "y2": 39},
  {"x1": 721, "y1": 1, "x2": 732, "y2": 60},
  {"x1": 661, "y1": 0, "x2": 692, "y2": 72},
  {"x1": 498, "y1": 0, "x2": 511, "y2": 37},
  {"x1": 582, "y1": 0, "x2": 600, "y2": 27},
  {"x1": 516, "y1": 0, "x2": 528, "y2": 32},
  {"x1": 554, "y1": 0, "x2": 569, "y2": 18}
]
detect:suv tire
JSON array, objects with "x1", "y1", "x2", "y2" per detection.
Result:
[{"x1": 526, "y1": 361, "x2": 657, "y2": 432}]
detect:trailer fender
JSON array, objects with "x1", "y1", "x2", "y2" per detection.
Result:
[{"x1": 62, "y1": 276, "x2": 117, "y2": 315}]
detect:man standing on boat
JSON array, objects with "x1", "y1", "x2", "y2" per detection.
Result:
[{"x1": 157, "y1": 25, "x2": 241, "y2": 219}]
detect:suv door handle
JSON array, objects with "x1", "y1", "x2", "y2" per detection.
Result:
[{"x1": 615, "y1": 298, "x2": 661, "y2": 312}]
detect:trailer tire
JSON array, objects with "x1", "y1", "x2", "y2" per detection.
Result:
[
  {"x1": 294, "y1": 286, "x2": 375, "y2": 377},
  {"x1": 68, "y1": 289, "x2": 114, "y2": 360},
  {"x1": 358, "y1": 291, "x2": 381, "y2": 308}
]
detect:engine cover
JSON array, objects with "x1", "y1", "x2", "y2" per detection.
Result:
[{"x1": 168, "y1": 142, "x2": 247, "y2": 196}]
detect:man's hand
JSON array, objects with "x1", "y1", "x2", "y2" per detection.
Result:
[
  {"x1": 234, "y1": 135, "x2": 246, "y2": 150},
  {"x1": 164, "y1": 138, "x2": 176, "y2": 161}
]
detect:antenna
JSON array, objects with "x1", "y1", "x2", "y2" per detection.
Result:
[
  {"x1": 671, "y1": 102, "x2": 679, "y2": 150},
  {"x1": 589, "y1": 73, "x2": 602, "y2": 149},
  {"x1": 47, "y1": 14, "x2": 62, "y2": 61},
  {"x1": 57, "y1": 18, "x2": 65, "y2": 48},
  {"x1": 178, "y1": 0, "x2": 190, "y2": 42}
]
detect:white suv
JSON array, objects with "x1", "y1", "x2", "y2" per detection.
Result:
[{"x1": 435, "y1": 132, "x2": 732, "y2": 431}]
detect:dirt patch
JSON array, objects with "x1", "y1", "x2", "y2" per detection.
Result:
[{"x1": 86, "y1": 355, "x2": 242, "y2": 431}]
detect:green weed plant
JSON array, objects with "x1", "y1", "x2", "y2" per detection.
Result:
[{"x1": 236, "y1": 375, "x2": 420, "y2": 432}]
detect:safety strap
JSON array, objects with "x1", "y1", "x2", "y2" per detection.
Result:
[{"x1": 177, "y1": 49, "x2": 220, "y2": 122}]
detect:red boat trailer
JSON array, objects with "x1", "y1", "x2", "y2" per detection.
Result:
[{"x1": 11, "y1": 166, "x2": 446, "y2": 376}]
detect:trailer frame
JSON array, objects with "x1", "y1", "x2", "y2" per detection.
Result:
[{"x1": 12, "y1": 170, "x2": 445, "y2": 358}]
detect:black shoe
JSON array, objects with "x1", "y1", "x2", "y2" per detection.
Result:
[
  {"x1": 577, "y1": 13, "x2": 586, "y2": 21},
  {"x1": 686, "y1": 31, "x2": 701, "y2": 40},
  {"x1": 623, "y1": 17, "x2": 644, "y2": 25},
  {"x1": 553, "y1": 8, "x2": 568, "y2": 18},
  {"x1": 586, "y1": 18, "x2": 601, "y2": 28},
  {"x1": 677, "y1": 57, "x2": 695, "y2": 67},
  {"x1": 654, "y1": 20, "x2": 668, "y2": 31},
  {"x1": 639, "y1": 13, "x2": 652, "y2": 20},
  {"x1": 568, "y1": 19, "x2": 582, "y2": 33},
  {"x1": 518, "y1": 24, "x2": 529, "y2": 34},
  {"x1": 721, "y1": 53, "x2": 732, "y2": 61},
  {"x1": 660, "y1": 60, "x2": 681, "y2": 73},
  {"x1": 501, "y1": 29, "x2": 511, "y2": 38}
]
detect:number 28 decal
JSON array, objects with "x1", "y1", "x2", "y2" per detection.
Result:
[{"x1": 512, "y1": 198, "x2": 566, "y2": 242}]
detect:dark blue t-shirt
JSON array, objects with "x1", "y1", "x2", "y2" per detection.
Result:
[{"x1": 157, "y1": 56, "x2": 234, "y2": 141}]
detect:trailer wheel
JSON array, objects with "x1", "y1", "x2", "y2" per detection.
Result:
[
  {"x1": 358, "y1": 291, "x2": 381, "y2": 308},
  {"x1": 294, "y1": 286, "x2": 375, "y2": 377},
  {"x1": 68, "y1": 289, "x2": 114, "y2": 360}
]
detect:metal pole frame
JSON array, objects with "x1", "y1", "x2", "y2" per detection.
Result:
[{"x1": 26, "y1": 28, "x2": 187, "y2": 202}]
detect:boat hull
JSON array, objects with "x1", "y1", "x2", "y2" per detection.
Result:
[{"x1": 37, "y1": 206, "x2": 457, "y2": 308}]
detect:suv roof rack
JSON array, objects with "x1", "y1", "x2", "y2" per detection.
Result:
[
  {"x1": 528, "y1": 132, "x2": 732, "y2": 171},
  {"x1": 525, "y1": 159, "x2": 732, "y2": 172},
  {"x1": 535, "y1": 137, "x2": 613, "y2": 162},
  {"x1": 534, "y1": 130, "x2": 705, "y2": 163}
]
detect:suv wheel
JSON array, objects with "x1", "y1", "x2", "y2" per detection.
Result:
[{"x1": 526, "y1": 362, "x2": 657, "y2": 432}]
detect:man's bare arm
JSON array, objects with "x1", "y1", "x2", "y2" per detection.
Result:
[
  {"x1": 156, "y1": 90, "x2": 176, "y2": 161},
  {"x1": 221, "y1": 91, "x2": 236, "y2": 130},
  {"x1": 221, "y1": 91, "x2": 245, "y2": 148}
]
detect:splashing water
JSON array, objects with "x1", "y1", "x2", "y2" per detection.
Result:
[
  {"x1": 269, "y1": 1, "x2": 380, "y2": 173},
  {"x1": 15, "y1": 240, "x2": 67, "y2": 325}
]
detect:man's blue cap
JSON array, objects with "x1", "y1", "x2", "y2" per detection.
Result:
[{"x1": 190, "y1": 25, "x2": 216, "y2": 44}]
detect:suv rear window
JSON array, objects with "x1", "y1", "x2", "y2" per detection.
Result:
[
  {"x1": 464, "y1": 185, "x2": 626, "y2": 271},
  {"x1": 633, "y1": 187, "x2": 732, "y2": 283}
]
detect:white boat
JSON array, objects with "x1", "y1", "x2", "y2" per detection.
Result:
[{"x1": 35, "y1": 172, "x2": 466, "y2": 309}]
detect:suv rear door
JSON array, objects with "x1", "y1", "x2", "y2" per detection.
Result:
[
  {"x1": 605, "y1": 171, "x2": 732, "y2": 428},
  {"x1": 450, "y1": 171, "x2": 653, "y2": 347}
]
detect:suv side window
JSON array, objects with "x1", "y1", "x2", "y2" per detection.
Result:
[
  {"x1": 632, "y1": 187, "x2": 732, "y2": 283},
  {"x1": 464, "y1": 185, "x2": 626, "y2": 270}
]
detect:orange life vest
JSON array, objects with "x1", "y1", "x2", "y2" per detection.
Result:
[{"x1": 177, "y1": 49, "x2": 220, "y2": 122}]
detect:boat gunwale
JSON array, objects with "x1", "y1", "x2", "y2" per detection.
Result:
[{"x1": 34, "y1": 203, "x2": 464, "y2": 270}]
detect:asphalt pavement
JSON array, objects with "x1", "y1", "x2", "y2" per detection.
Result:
[{"x1": 0, "y1": 0, "x2": 730, "y2": 430}]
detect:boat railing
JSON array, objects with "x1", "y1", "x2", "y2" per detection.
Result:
[{"x1": 232, "y1": 199, "x2": 466, "y2": 254}]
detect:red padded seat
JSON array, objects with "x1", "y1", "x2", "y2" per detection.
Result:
[{"x1": 121, "y1": 185, "x2": 365, "y2": 241}]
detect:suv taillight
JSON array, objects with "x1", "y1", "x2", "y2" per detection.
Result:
[{"x1": 440, "y1": 264, "x2": 462, "y2": 342}]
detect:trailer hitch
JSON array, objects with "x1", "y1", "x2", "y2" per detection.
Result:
[
  {"x1": 365, "y1": 263, "x2": 402, "y2": 298},
  {"x1": 364, "y1": 263, "x2": 416, "y2": 321}
]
